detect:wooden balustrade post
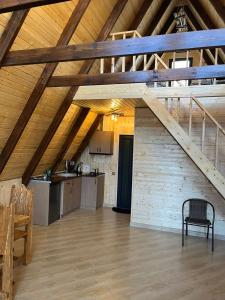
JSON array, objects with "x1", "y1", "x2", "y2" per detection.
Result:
[
  {"x1": 189, "y1": 97, "x2": 192, "y2": 137},
  {"x1": 100, "y1": 58, "x2": 104, "y2": 74},
  {"x1": 215, "y1": 126, "x2": 219, "y2": 168},
  {"x1": 122, "y1": 33, "x2": 126, "y2": 72},
  {"x1": 201, "y1": 111, "x2": 206, "y2": 152},
  {"x1": 198, "y1": 49, "x2": 203, "y2": 85},
  {"x1": 154, "y1": 55, "x2": 158, "y2": 88},
  {"x1": 213, "y1": 48, "x2": 218, "y2": 85},
  {"x1": 111, "y1": 34, "x2": 115, "y2": 73},
  {"x1": 143, "y1": 54, "x2": 147, "y2": 71},
  {"x1": 177, "y1": 97, "x2": 180, "y2": 123}
]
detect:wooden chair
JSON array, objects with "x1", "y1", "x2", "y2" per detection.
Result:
[
  {"x1": 182, "y1": 199, "x2": 215, "y2": 251},
  {"x1": 0, "y1": 203, "x2": 14, "y2": 300},
  {"x1": 10, "y1": 185, "x2": 33, "y2": 265}
]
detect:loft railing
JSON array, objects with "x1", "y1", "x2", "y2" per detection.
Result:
[{"x1": 98, "y1": 30, "x2": 224, "y2": 87}]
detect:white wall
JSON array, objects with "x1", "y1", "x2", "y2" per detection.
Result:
[
  {"x1": 0, "y1": 178, "x2": 22, "y2": 204},
  {"x1": 131, "y1": 108, "x2": 225, "y2": 239},
  {"x1": 80, "y1": 116, "x2": 134, "y2": 207}
]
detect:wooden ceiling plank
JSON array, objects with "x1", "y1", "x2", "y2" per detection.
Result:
[
  {"x1": 51, "y1": 107, "x2": 90, "y2": 173},
  {"x1": 0, "y1": 0, "x2": 70, "y2": 13},
  {"x1": 0, "y1": 9, "x2": 29, "y2": 64},
  {"x1": 47, "y1": 65, "x2": 225, "y2": 86},
  {"x1": 209, "y1": 0, "x2": 225, "y2": 23},
  {"x1": 3, "y1": 28, "x2": 225, "y2": 66},
  {"x1": 22, "y1": 0, "x2": 128, "y2": 185},
  {"x1": 146, "y1": 0, "x2": 171, "y2": 35},
  {"x1": 0, "y1": 0, "x2": 91, "y2": 175},
  {"x1": 72, "y1": 115, "x2": 103, "y2": 162},
  {"x1": 129, "y1": 0, "x2": 154, "y2": 30}
]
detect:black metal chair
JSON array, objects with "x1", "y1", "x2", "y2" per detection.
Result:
[{"x1": 182, "y1": 199, "x2": 215, "y2": 251}]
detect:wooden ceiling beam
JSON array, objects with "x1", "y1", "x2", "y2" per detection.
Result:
[
  {"x1": 51, "y1": 107, "x2": 90, "y2": 173},
  {"x1": 3, "y1": 28, "x2": 225, "y2": 66},
  {"x1": 209, "y1": 0, "x2": 225, "y2": 23},
  {"x1": 47, "y1": 65, "x2": 225, "y2": 87},
  {"x1": 0, "y1": 0, "x2": 70, "y2": 13},
  {"x1": 0, "y1": 0, "x2": 91, "y2": 175},
  {"x1": 72, "y1": 115, "x2": 103, "y2": 162},
  {"x1": 22, "y1": 0, "x2": 128, "y2": 185},
  {"x1": 0, "y1": 9, "x2": 29, "y2": 64}
]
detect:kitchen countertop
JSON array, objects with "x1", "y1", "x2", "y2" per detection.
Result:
[{"x1": 31, "y1": 173, "x2": 105, "y2": 184}]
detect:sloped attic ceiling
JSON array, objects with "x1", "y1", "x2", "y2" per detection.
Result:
[{"x1": 0, "y1": 0, "x2": 224, "y2": 182}]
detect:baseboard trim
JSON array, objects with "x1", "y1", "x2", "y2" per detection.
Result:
[{"x1": 130, "y1": 221, "x2": 225, "y2": 241}]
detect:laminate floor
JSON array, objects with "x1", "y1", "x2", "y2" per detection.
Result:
[{"x1": 13, "y1": 208, "x2": 225, "y2": 300}]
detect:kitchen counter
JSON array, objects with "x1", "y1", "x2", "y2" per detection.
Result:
[{"x1": 32, "y1": 173, "x2": 104, "y2": 183}]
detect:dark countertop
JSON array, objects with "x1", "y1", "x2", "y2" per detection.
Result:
[{"x1": 31, "y1": 173, "x2": 105, "y2": 184}]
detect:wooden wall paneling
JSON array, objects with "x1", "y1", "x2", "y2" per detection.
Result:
[
  {"x1": 129, "y1": 0, "x2": 153, "y2": 30},
  {"x1": 0, "y1": 0, "x2": 91, "y2": 175},
  {"x1": 22, "y1": 0, "x2": 129, "y2": 184},
  {"x1": 33, "y1": 103, "x2": 80, "y2": 175},
  {"x1": 51, "y1": 107, "x2": 90, "y2": 173},
  {"x1": 0, "y1": 0, "x2": 70, "y2": 13},
  {"x1": 4, "y1": 28, "x2": 225, "y2": 66},
  {"x1": 72, "y1": 115, "x2": 103, "y2": 162},
  {"x1": 0, "y1": 9, "x2": 29, "y2": 64}
]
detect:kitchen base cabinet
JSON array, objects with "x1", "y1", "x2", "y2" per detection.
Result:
[
  {"x1": 81, "y1": 175, "x2": 105, "y2": 210},
  {"x1": 60, "y1": 177, "x2": 81, "y2": 216}
]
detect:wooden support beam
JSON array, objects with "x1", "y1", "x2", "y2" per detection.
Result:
[
  {"x1": 72, "y1": 115, "x2": 103, "y2": 162},
  {"x1": 3, "y1": 28, "x2": 225, "y2": 66},
  {"x1": 0, "y1": 0, "x2": 91, "y2": 175},
  {"x1": 209, "y1": 0, "x2": 225, "y2": 23},
  {"x1": 0, "y1": 0, "x2": 70, "y2": 13},
  {"x1": 51, "y1": 108, "x2": 90, "y2": 173},
  {"x1": 0, "y1": 9, "x2": 29, "y2": 64},
  {"x1": 48, "y1": 65, "x2": 225, "y2": 87},
  {"x1": 22, "y1": 0, "x2": 128, "y2": 185}
]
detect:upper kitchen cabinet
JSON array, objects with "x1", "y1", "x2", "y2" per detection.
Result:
[{"x1": 89, "y1": 131, "x2": 114, "y2": 155}]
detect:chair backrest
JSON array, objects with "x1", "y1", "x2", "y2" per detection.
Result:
[
  {"x1": 10, "y1": 185, "x2": 33, "y2": 217},
  {"x1": 0, "y1": 203, "x2": 14, "y2": 256},
  {"x1": 182, "y1": 198, "x2": 215, "y2": 224}
]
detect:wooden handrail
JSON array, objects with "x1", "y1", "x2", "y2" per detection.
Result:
[{"x1": 191, "y1": 95, "x2": 225, "y2": 137}]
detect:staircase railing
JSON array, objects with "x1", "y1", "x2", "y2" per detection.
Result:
[{"x1": 162, "y1": 95, "x2": 225, "y2": 170}]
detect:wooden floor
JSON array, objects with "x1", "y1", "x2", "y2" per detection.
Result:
[{"x1": 13, "y1": 208, "x2": 225, "y2": 300}]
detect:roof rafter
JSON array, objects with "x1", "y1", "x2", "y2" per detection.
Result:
[
  {"x1": 0, "y1": 0, "x2": 70, "y2": 13},
  {"x1": 0, "y1": 9, "x2": 29, "y2": 64},
  {"x1": 0, "y1": 0, "x2": 91, "y2": 175},
  {"x1": 22, "y1": 0, "x2": 128, "y2": 184},
  {"x1": 209, "y1": 0, "x2": 225, "y2": 23}
]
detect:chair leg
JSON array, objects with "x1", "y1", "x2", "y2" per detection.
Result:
[
  {"x1": 185, "y1": 222, "x2": 188, "y2": 236},
  {"x1": 24, "y1": 223, "x2": 32, "y2": 265},
  {"x1": 207, "y1": 226, "x2": 209, "y2": 239},
  {"x1": 182, "y1": 222, "x2": 184, "y2": 247},
  {"x1": 212, "y1": 226, "x2": 214, "y2": 252},
  {"x1": 2, "y1": 247, "x2": 13, "y2": 300}
]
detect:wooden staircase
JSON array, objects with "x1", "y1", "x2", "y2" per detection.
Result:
[{"x1": 143, "y1": 87, "x2": 225, "y2": 199}]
